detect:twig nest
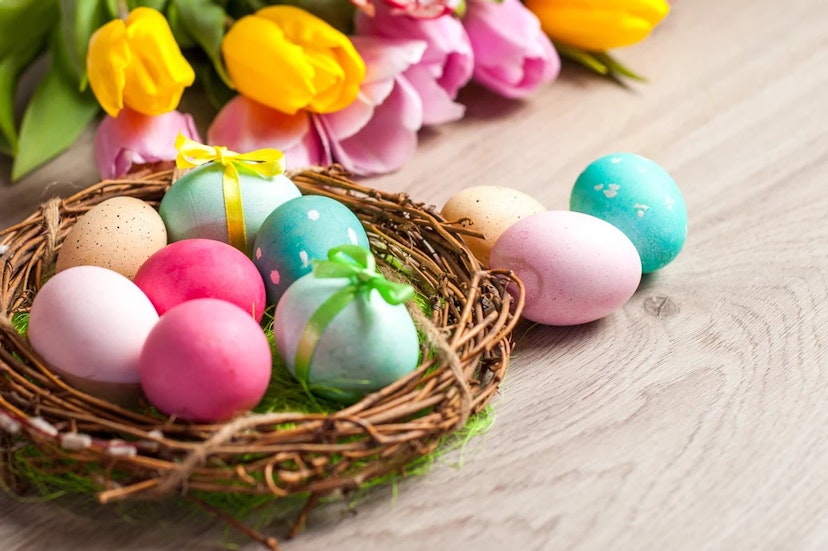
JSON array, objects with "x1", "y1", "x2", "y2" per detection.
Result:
[{"x1": 0, "y1": 167, "x2": 522, "y2": 510}]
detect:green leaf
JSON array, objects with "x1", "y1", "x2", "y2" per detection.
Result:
[
  {"x1": 0, "y1": 37, "x2": 53, "y2": 156},
  {"x1": 0, "y1": 0, "x2": 59, "y2": 59},
  {"x1": 592, "y1": 52, "x2": 647, "y2": 82},
  {"x1": 165, "y1": 1, "x2": 199, "y2": 49},
  {"x1": 0, "y1": 127, "x2": 12, "y2": 156},
  {"x1": 191, "y1": 57, "x2": 235, "y2": 110},
  {"x1": 554, "y1": 41, "x2": 648, "y2": 84},
  {"x1": 128, "y1": 0, "x2": 169, "y2": 11},
  {"x1": 171, "y1": 0, "x2": 233, "y2": 88},
  {"x1": 103, "y1": 0, "x2": 121, "y2": 18},
  {"x1": 0, "y1": 57, "x2": 21, "y2": 155},
  {"x1": 59, "y1": 0, "x2": 112, "y2": 89},
  {"x1": 11, "y1": 33, "x2": 100, "y2": 182}
]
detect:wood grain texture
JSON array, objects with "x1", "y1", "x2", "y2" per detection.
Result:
[{"x1": 2, "y1": 0, "x2": 827, "y2": 549}]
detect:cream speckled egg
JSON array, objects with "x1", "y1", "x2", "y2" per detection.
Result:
[
  {"x1": 441, "y1": 186, "x2": 546, "y2": 265},
  {"x1": 56, "y1": 197, "x2": 167, "y2": 280}
]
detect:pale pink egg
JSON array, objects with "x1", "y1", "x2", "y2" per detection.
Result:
[
  {"x1": 27, "y1": 265, "x2": 159, "y2": 404},
  {"x1": 134, "y1": 239, "x2": 266, "y2": 321},
  {"x1": 139, "y1": 298, "x2": 272, "y2": 423},
  {"x1": 490, "y1": 210, "x2": 642, "y2": 326}
]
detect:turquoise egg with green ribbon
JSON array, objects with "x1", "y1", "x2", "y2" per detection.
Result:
[
  {"x1": 253, "y1": 195, "x2": 370, "y2": 306},
  {"x1": 273, "y1": 245, "x2": 420, "y2": 403},
  {"x1": 570, "y1": 153, "x2": 688, "y2": 273}
]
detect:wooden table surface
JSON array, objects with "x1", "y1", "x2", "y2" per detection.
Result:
[{"x1": 2, "y1": 0, "x2": 827, "y2": 549}]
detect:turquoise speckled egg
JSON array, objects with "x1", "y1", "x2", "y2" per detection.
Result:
[
  {"x1": 159, "y1": 163, "x2": 301, "y2": 254},
  {"x1": 570, "y1": 153, "x2": 687, "y2": 273},
  {"x1": 253, "y1": 195, "x2": 370, "y2": 305},
  {"x1": 274, "y1": 273, "x2": 420, "y2": 403}
]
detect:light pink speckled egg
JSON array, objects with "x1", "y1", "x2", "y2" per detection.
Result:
[
  {"x1": 489, "y1": 210, "x2": 641, "y2": 326},
  {"x1": 139, "y1": 298, "x2": 272, "y2": 423}
]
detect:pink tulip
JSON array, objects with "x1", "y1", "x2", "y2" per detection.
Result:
[
  {"x1": 207, "y1": 97, "x2": 331, "y2": 171},
  {"x1": 319, "y1": 36, "x2": 426, "y2": 175},
  {"x1": 351, "y1": 0, "x2": 461, "y2": 18},
  {"x1": 463, "y1": 0, "x2": 560, "y2": 98},
  {"x1": 355, "y1": 3, "x2": 473, "y2": 126},
  {"x1": 207, "y1": 37, "x2": 427, "y2": 176},
  {"x1": 94, "y1": 108, "x2": 201, "y2": 179}
]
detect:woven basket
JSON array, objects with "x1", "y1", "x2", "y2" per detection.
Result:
[{"x1": 0, "y1": 166, "x2": 523, "y2": 547}]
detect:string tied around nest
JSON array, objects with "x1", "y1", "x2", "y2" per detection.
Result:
[
  {"x1": 174, "y1": 134, "x2": 285, "y2": 251},
  {"x1": 294, "y1": 245, "x2": 415, "y2": 391}
]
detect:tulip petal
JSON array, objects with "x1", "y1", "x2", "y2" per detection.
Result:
[
  {"x1": 525, "y1": 0, "x2": 670, "y2": 51},
  {"x1": 221, "y1": 6, "x2": 368, "y2": 116},
  {"x1": 86, "y1": 18, "x2": 130, "y2": 118},
  {"x1": 207, "y1": 95, "x2": 331, "y2": 171},
  {"x1": 94, "y1": 108, "x2": 201, "y2": 179},
  {"x1": 324, "y1": 75, "x2": 422, "y2": 175},
  {"x1": 403, "y1": 64, "x2": 464, "y2": 125},
  {"x1": 222, "y1": 16, "x2": 316, "y2": 114},
  {"x1": 121, "y1": 7, "x2": 195, "y2": 115},
  {"x1": 350, "y1": 36, "x2": 428, "y2": 84}
]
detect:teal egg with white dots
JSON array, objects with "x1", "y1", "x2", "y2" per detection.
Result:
[
  {"x1": 570, "y1": 153, "x2": 687, "y2": 273},
  {"x1": 252, "y1": 195, "x2": 370, "y2": 305}
]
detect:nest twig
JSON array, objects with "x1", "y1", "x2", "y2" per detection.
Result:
[{"x1": 0, "y1": 166, "x2": 524, "y2": 544}]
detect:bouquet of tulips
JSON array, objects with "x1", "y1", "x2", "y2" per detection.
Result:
[{"x1": 0, "y1": 0, "x2": 670, "y2": 182}]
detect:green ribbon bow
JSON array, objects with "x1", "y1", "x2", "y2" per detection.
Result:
[{"x1": 294, "y1": 245, "x2": 415, "y2": 391}]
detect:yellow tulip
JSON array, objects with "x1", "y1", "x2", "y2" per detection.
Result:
[
  {"x1": 524, "y1": 0, "x2": 670, "y2": 51},
  {"x1": 222, "y1": 6, "x2": 365, "y2": 115},
  {"x1": 86, "y1": 8, "x2": 195, "y2": 118}
]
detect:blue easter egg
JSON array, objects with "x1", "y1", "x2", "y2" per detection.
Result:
[
  {"x1": 570, "y1": 153, "x2": 687, "y2": 273},
  {"x1": 274, "y1": 273, "x2": 420, "y2": 403},
  {"x1": 253, "y1": 195, "x2": 370, "y2": 305},
  {"x1": 159, "y1": 163, "x2": 301, "y2": 254}
]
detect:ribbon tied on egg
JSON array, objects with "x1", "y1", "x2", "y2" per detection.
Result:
[
  {"x1": 294, "y1": 245, "x2": 415, "y2": 388},
  {"x1": 174, "y1": 134, "x2": 285, "y2": 251}
]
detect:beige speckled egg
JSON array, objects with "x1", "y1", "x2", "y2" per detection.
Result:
[
  {"x1": 441, "y1": 186, "x2": 546, "y2": 265},
  {"x1": 56, "y1": 197, "x2": 167, "y2": 279}
]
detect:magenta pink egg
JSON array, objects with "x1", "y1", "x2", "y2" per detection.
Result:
[
  {"x1": 489, "y1": 210, "x2": 642, "y2": 326},
  {"x1": 134, "y1": 238, "x2": 266, "y2": 321},
  {"x1": 139, "y1": 298, "x2": 272, "y2": 423}
]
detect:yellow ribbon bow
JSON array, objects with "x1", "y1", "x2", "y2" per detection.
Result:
[{"x1": 174, "y1": 134, "x2": 286, "y2": 251}]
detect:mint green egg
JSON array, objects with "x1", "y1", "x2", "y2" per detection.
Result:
[
  {"x1": 273, "y1": 273, "x2": 420, "y2": 403},
  {"x1": 159, "y1": 162, "x2": 301, "y2": 255},
  {"x1": 570, "y1": 153, "x2": 687, "y2": 273}
]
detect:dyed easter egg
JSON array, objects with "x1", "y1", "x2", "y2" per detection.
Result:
[
  {"x1": 441, "y1": 186, "x2": 546, "y2": 266},
  {"x1": 490, "y1": 211, "x2": 641, "y2": 326},
  {"x1": 570, "y1": 153, "x2": 687, "y2": 273},
  {"x1": 273, "y1": 273, "x2": 420, "y2": 403},
  {"x1": 56, "y1": 196, "x2": 167, "y2": 279},
  {"x1": 27, "y1": 265, "x2": 159, "y2": 405},
  {"x1": 134, "y1": 239, "x2": 266, "y2": 320},
  {"x1": 253, "y1": 195, "x2": 370, "y2": 305},
  {"x1": 139, "y1": 298, "x2": 272, "y2": 423},
  {"x1": 158, "y1": 162, "x2": 301, "y2": 253}
]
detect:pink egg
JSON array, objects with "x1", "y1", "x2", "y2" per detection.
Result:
[
  {"x1": 490, "y1": 210, "x2": 642, "y2": 326},
  {"x1": 134, "y1": 238, "x2": 266, "y2": 321},
  {"x1": 27, "y1": 265, "x2": 159, "y2": 404},
  {"x1": 139, "y1": 298, "x2": 272, "y2": 422}
]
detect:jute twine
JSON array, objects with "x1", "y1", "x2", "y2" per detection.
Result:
[{"x1": 0, "y1": 166, "x2": 523, "y2": 548}]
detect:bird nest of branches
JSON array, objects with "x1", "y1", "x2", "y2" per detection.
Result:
[{"x1": 0, "y1": 166, "x2": 523, "y2": 548}]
